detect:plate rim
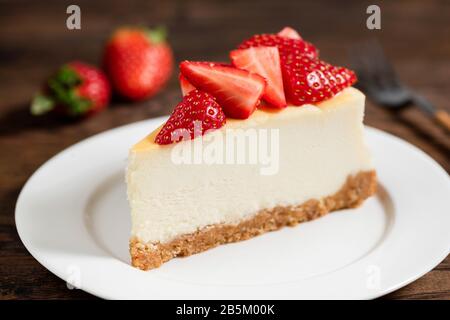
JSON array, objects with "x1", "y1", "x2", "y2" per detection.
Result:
[{"x1": 15, "y1": 119, "x2": 450, "y2": 300}]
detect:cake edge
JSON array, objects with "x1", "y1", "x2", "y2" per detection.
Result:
[{"x1": 130, "y1": 170, "x2": 377, "y2": 271}]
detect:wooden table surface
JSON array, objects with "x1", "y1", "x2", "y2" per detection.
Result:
[{"x1": 0, "y1": 0, "x2": 449, "y2": 300}]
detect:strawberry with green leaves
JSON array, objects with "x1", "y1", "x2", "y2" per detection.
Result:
[
  {"x1": 103, "y1": 26, "x2": 173, "y2": 101},
  {"x1": 31, "y1": 61, "x2": 111, "y2": 118}
]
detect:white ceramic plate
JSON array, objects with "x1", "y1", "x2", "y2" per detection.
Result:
[{"x1": 16, "y1": 117, "x2": 450, "y2": 300}]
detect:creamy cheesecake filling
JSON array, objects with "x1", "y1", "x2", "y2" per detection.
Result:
[{"x1": 127, "y1": 87, "x2": 373, "y2": 244}]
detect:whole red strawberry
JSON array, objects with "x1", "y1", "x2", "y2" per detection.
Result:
[
  {"x1": 31, "y1": 61, "x2": 111, "y2": 118},
  {"x1": 155, "y1": 90, "x2": 226, "y2": 145},
  {"x1": 103, "y1": 26, "x2": 173, "y2": 101}
]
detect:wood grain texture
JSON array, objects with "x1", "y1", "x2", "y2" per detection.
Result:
[{"x1": 0, "y1": 0, "x2": 448, "y2": 300}]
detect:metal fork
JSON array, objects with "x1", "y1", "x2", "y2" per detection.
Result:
[{"x1": 349, "y1": 40, "x2": 450, "y2": 132}]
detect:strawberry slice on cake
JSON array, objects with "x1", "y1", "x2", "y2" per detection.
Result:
[
  {"x1": 180, "y1": 61, "x2": 266, "y2": 119},
  {"x1": 230, "y1": 46, "x2": 287, "y2": 108},
  {"x1": 277, "y1": 26, "x2": 302, "y2": 39},
  {"x1": 238, "y1": 30, "x2": 356, "y2": 106},
  {"x1": 239, "y1": 33, "x2": 319, "y2": 60},
  {"x1": 282, "y1": 55, "x2": 356, "y2": 105},
  {"x1": 155, "y1": 90, "x2": 226, "y2": 145},
  {"x1": 179, "y1": 73, "x2": 196, "y2": 97}
]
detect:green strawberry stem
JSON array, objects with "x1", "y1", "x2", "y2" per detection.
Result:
[
  {"x1": 30, "y1": 65, "x2": 92, "y2": 117},
  {"x1": 146, "y1": 26, "x2": 167, "y2": 43},
  {"x1": 31, "y1": 94, "x2": 55, "y2": 115}
]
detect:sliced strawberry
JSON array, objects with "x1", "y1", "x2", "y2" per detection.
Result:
[
  {"x1": 179, "y1": 73, "x2": 195, "y2": 96},
  {"x1": 180, "y1": 62, "x2": 237, "y2": 97},
  {"x1": 155, "y1": 89, "x2": 226, "y2": 145},
  {"x1": 239, "y1": 34, "x2": 318, "y2": 60},
  {"x1": 282, "y1": 55, "x2": 356, "y2": 105},
  {"x1": 180, "y1": 61, "x2": 266, "y2": 119},
  {"x1": 230, "y1": 47, "x2": 286, "y2": 108},
  {"x1": 277, "y1": 27, "x2": 302, "y2": 40}
]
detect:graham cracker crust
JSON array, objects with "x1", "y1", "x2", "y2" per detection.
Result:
[{"x1": 130, "y1": 170, "x2": 377, "y2": 270}]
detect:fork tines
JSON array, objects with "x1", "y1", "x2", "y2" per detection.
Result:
[{"x1": 349, "y1": 40, "x2": 401, "y2": 90}]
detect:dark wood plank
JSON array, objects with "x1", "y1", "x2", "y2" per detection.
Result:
[{"x1": 0, "y1": 0, "x2": 449, "y2": 300}]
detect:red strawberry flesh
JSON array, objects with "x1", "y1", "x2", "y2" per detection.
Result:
[
  {"x1": 180, "y1": 61, "x2": 266, "y2": 119},
  {"x1": 230, "y1": 47, "x2": 286, "y2": 108},
  {"x1": 239, "y1": 34, "x2": 318, "y2": 60},
  {"x1": 277, "y1": 27, "x2": 302, "y2": 40},
  {"x1": 179, "y1": 73, "x2": 196, "y2": 96},
  {"x1": 282, "y1": 55, "x2": 356, "y2": 105},
  {"x1": 155, "y1": 89, "x2": 226, "y2": 145}
]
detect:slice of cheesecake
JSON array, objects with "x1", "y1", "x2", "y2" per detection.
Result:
[
  {"x1": 126, "y1": 27, "x2": 376, "y2": 270},
  {"x1": 127, "y1": 87, "x2": 376, "y2": 270}
]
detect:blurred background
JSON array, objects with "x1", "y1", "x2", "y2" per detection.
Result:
[{"x1": 0, "y1": 0, "x2": 449, "y2": 299}]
